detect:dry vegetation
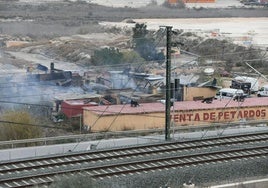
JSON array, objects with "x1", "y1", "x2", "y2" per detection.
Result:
[
  {"x1": 0, "y1": 111, "x2": 43, "y2": 141},
  {"x1": 1, "y1": 1, "x2": 267, "y2": 70},
  {"x1": 0, "y1": 1, "x2": 267, "y2": 139}
]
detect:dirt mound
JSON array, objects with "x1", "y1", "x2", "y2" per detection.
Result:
[{"x1": 41, "y1": 33, "x2": 131, "y2": 66}]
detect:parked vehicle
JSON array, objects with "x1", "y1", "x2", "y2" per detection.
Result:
[
  {"x1": 215, "y1": 88, "x2": 247, "y2": 100},
  {"x1": 257, "y1": 85, "x2": 268, "y2": 97},
  {"x1": 230, "y1": 76, "x2": 259, "y2": 94}
]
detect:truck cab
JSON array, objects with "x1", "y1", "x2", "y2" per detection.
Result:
[{"x1": 257, "y1": 85, "x2": 268, "y2": 97}]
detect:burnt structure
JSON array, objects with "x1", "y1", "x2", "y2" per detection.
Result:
[{"x1": 29, "y1": 63, "x2": 75, "y2": 86}]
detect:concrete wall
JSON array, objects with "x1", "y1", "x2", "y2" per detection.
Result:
[
  {"x1": 183, "y1": 86, "x2": 217, "y2": 101},
  {"x1": 183, "y1": 0, "x2": 216, "y2": 3},
  {"x1": 168, "y1": 0, "x2": 216, "y2": 4},
  {"x1": 84, "y1": 111, "x2": 165, "y2": 132},
  {"x1": 171, "y1": 106, "x2": 267, "y2": 126},
  {"x1": 6, "y1": 41, "x2": 29, "y2": 48},
  {"x1": 83, "y1": 105, "x2": 268, "y2": 132}
]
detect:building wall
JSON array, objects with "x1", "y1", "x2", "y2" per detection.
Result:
[
  {"x1": 83, "y1": 105, "x2": 268, "y2": 132},
  {"x1": 83, "y1": 111, "x2": 165, "y2": 132},
  {"x1": 5, "y1": 41, "x2": 29, "y2": 48},
  {"x1": 183, "y1": 0, "x2": 216, "y2": 3},
  {"x1": 62, "y1": 102, "x2": 83, "y2": 118},
  {"x1": 62, "y1": 101, "x2": 98, "y2": 118},
  {"x1": 171, "y1": 106, "x2": 267, "y2": 126},
  {"x1": 168, "y1": 0, "x2": 179, "y2": 3},
  {"x1": 183, "y1": 86, "x2": 217, "y2": 101}
]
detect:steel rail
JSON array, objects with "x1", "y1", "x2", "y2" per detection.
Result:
[
  {"x1": 0, "y1": 146, "x2": 267, "y2": 188},
  {"x1": 0, "y1": 132, "x2": 268, "y2": 175},
  {"x1": 90, "y1": 146, "x2": 268, "y2": 178}
]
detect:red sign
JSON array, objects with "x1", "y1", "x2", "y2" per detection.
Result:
[{"x1": 171, "y1": 109, "x2": 266, "y2": 123}]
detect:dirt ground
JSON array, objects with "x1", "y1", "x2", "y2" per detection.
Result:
[
  {"x1": 0, "y1": 0, "x2": 267, "y2": 137},
  {"x1": 0, "y1": 1, "x2": 267, "y2": 86},
  {"x1": 0, "y1": 1, "x2": 267, "y2": 69}
]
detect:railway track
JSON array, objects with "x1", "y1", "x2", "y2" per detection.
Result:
[{"x1": 0, "y1": 131, "x2": 268, "y2": 187}]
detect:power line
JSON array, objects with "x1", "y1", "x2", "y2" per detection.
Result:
[
  {"x1": 0, "y1": 50, "x2": 265, "y2": 87},
  {"x1": 0, "y1": 32, "x2": 266, "y2": 137},
  {"x1": 198, "y1": 57, "x2": 267, "y2": 138},
  {"x1": 71, "y1": 30, "x2": 168, "y2": 150},
  {"x1": 0, "y1": 120, "x2": 71, "y2": 130}
]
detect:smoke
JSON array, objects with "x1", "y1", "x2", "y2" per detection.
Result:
[
  {"x1": 0, "y1": 72, "x2": 85, "y2": 115},
  {"x1": 110, "y1": 72, "x2": 136, "y2": 89}
]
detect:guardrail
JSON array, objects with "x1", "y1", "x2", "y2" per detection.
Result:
[{"x1": 0, "y1": 120, "x2": 267, "y2": 149}]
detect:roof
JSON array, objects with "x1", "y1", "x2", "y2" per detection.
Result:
[
  {"x1": 219, "y1": 88, "x2": 244, "y2": 93},
  {"x1": 63, "y1": 100, "x2": 98, "y2": 106},
  {"x1": 54, "y1": 93, "x2": 102, "y2": 101},
  {"x1": 83, "y1": 97, "x2": 268, "y2": 116}
]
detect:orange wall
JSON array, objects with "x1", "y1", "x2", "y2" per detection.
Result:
[
  {"x1": 168, "y1": 0, "x2": 179, "y2": 3},
  {"x1": 6, "y1": 41, "x2": 29, "y2": 48},
  {"x1": 183, "y1": 0, "x2": 215, "y2": 3},
  {"x1": 171, "y1": 107, "x2": 267, "y2": 126},
  {"x1": 183, "y1": 86, "x2": 217, "y2": 101},
  {"x1": 168, "y1": 0, "x2": 216, "y2": 4},
  {"x1": 83, "y1": 106, "x2": 268, "y2": 132},
  {"x1": 83, "y1": 111, "x2": 164, "y2": 132}
]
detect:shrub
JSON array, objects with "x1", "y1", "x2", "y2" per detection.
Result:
[{"x1": 0, "y1": 110, "x2": 42, "y2": 141}]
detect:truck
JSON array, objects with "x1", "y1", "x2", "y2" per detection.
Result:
[
  {"x1": 230, "y1": 76, "x2": 259, "y2": 94},
  {"x1": 257, "y1": 85, "x2": 268, "y2": 97}
]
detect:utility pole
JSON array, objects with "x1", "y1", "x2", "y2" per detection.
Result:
[{"x1": 165, "y1": 26, "x2": 172, "y2": 141}]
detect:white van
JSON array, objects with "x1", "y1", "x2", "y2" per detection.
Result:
[
  {"x1": 257, "y1": 85, "x2": 268, "y2": 97},
  {"x1": 215, "y1": 88, "x2": 246, "y2": 100}
]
